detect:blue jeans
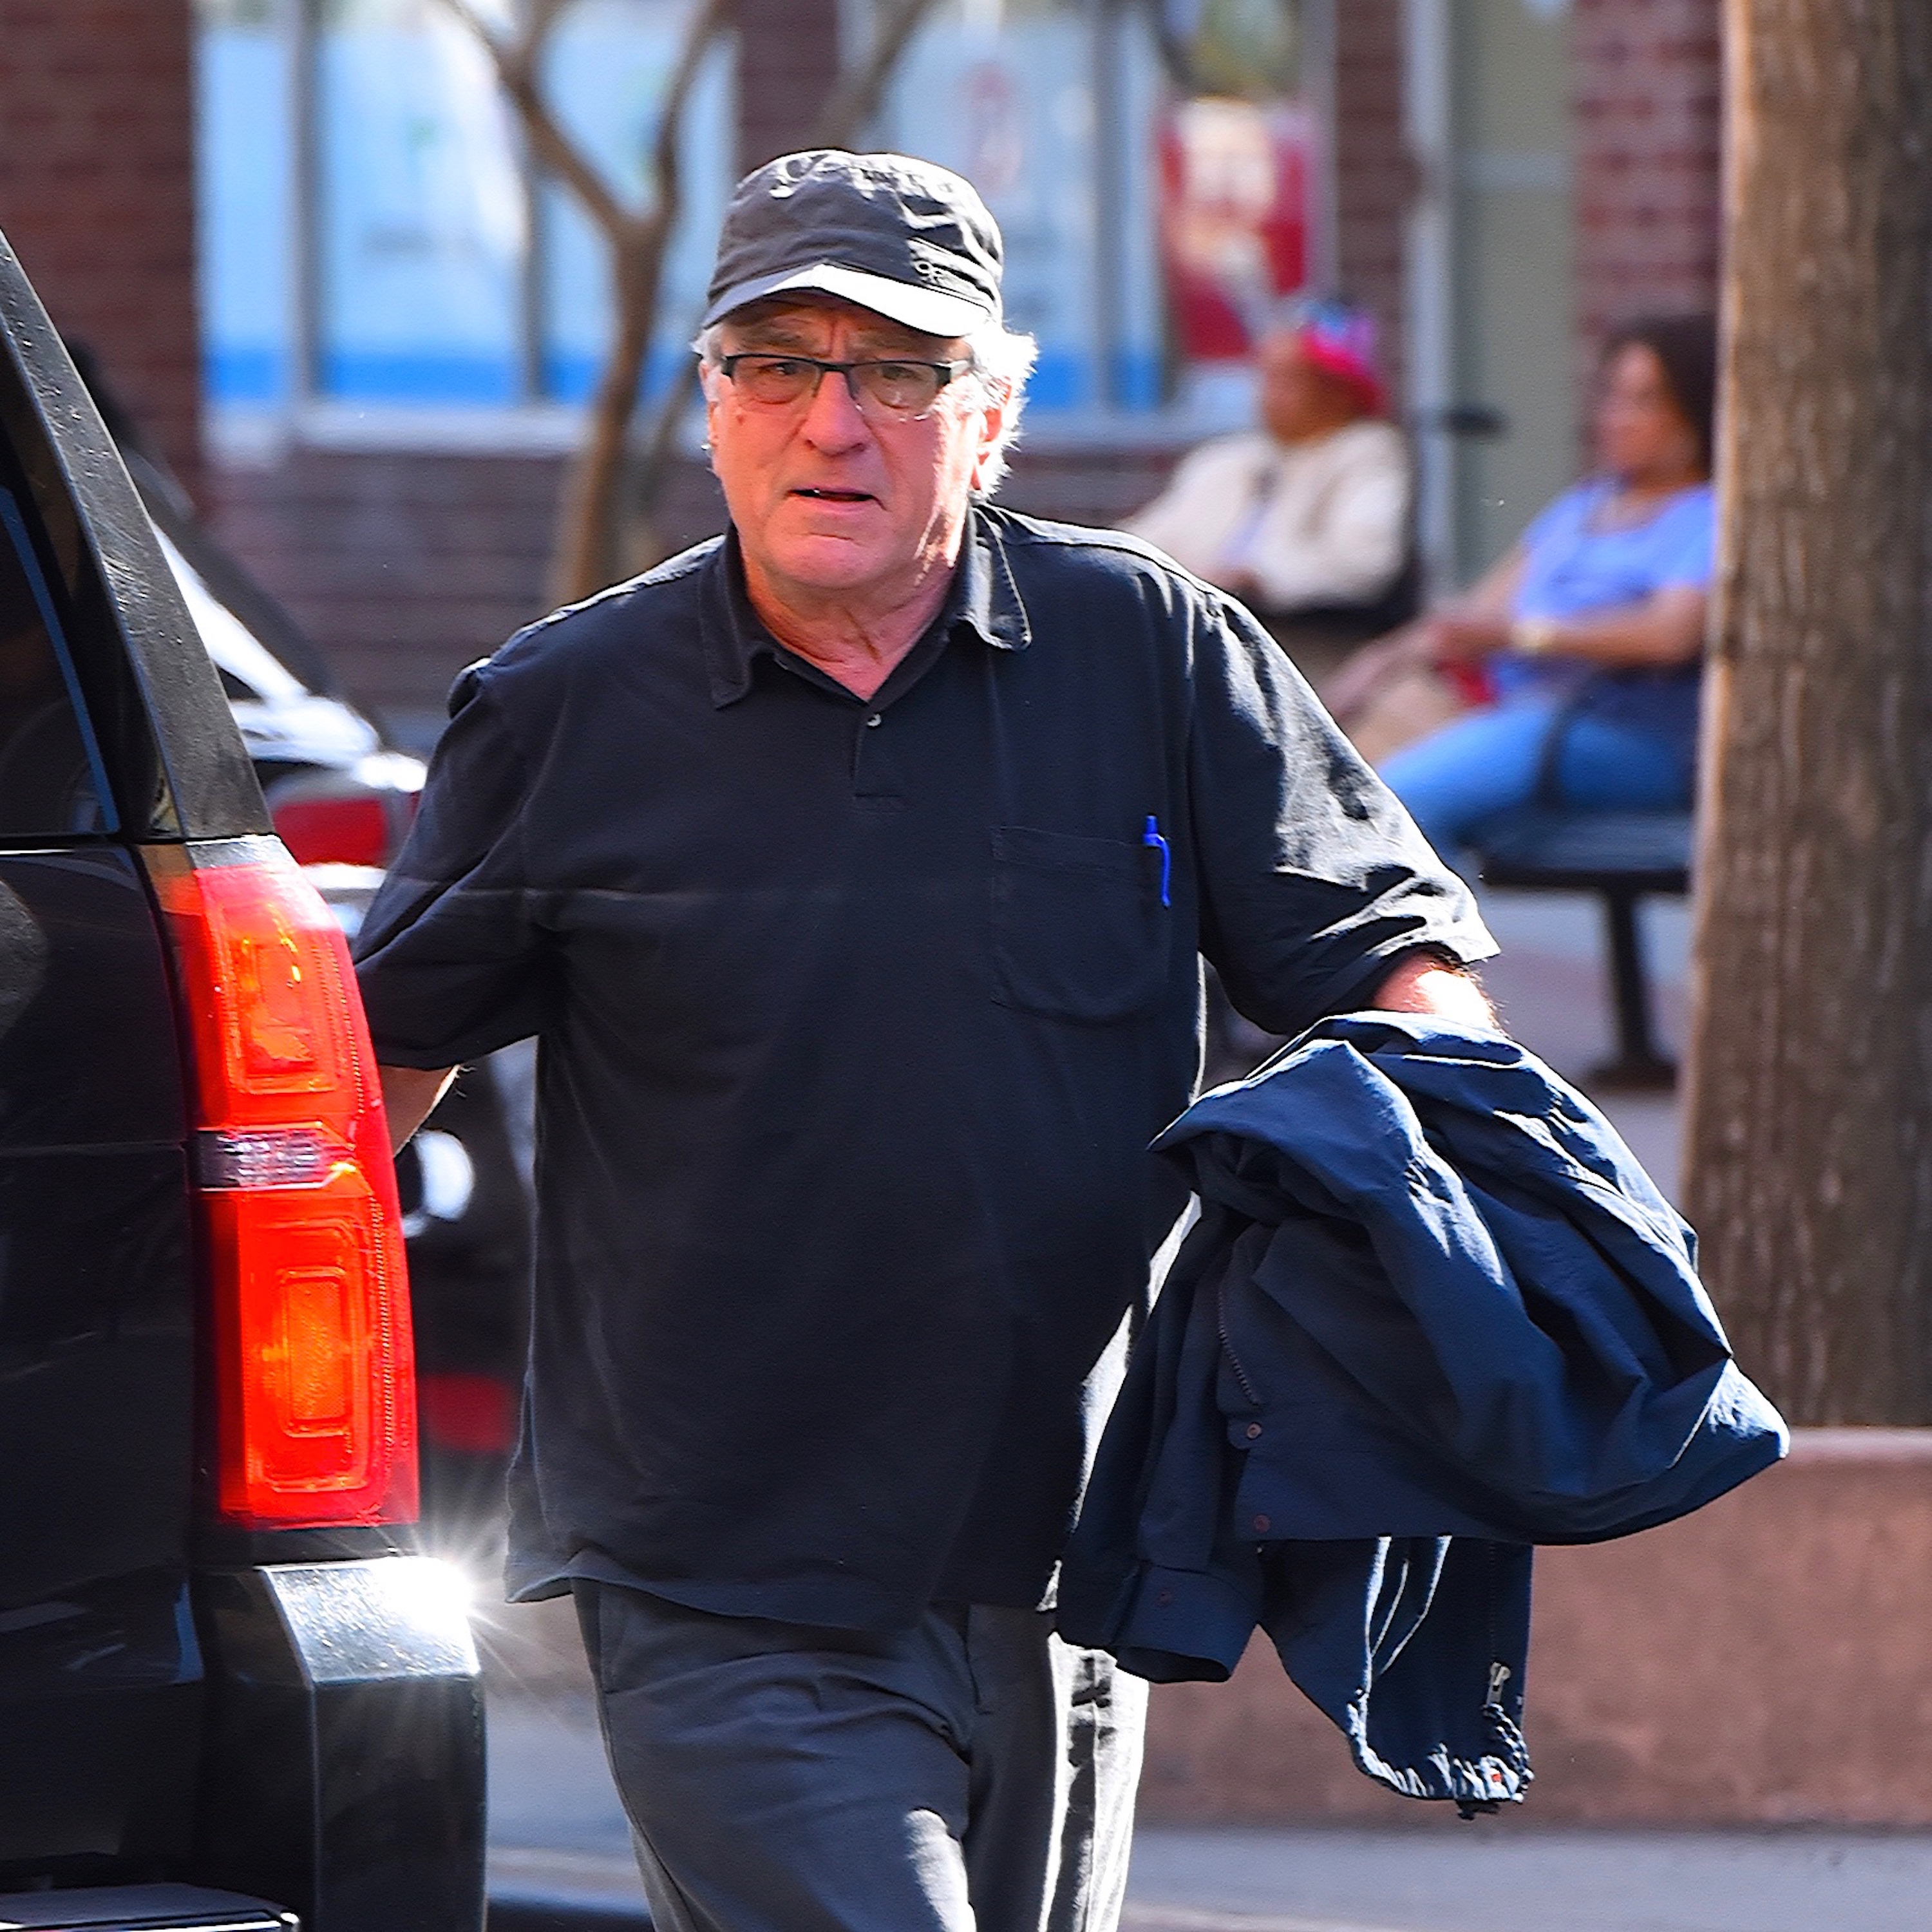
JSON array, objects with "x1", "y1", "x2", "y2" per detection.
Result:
[{"x1": 1379, "y1": 697, "x2": 1691, "y2": 860}]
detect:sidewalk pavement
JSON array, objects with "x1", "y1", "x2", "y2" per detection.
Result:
[
  {"x1": 484, "y1": 1685, "x2": 1932, "y2": 1932},
  {"x1": 482, "y1": 887, "x2": 1887, "y2": 1931}
]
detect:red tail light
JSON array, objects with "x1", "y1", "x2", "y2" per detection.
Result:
[
  {"x1": 147, "y1": 838, "x2": 418, "y2": 1528},
  {"x1": 272, "y1": 791, "x2": 392, "y2": 867}
]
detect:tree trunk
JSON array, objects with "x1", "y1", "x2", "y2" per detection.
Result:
[
  {"x1": 1683, "y1": 0, "x2": 1932, "y2": 1421},
  {"x1": 549, "y1": 223, "x2": 666, "y2": 605}
]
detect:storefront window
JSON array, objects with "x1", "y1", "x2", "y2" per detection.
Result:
[
  {"x1": 196, "y1": 0, "x2": 1325, "y2": 427},
  {"x1": 1151, "y1": 0, "x2": 1320, "y2": 388},
  {"x1": 317, "y1": 0, "x2": 526, "y2": 402},
  {"x1": 196, "y1": 0, "x2": 732, "y2": 412},
  {"x1": 536, "y1": 0, "x2": 734, "y2": 402},
  {"x1": 875, "y1": 0, "x2": 1166, "y2": 412},
  {"x1": 198, "y1": 0, "x2": 294, "y2": 403},
  {"x1": 873, "y1": 0, "x2": 1322, "y2": 417}
]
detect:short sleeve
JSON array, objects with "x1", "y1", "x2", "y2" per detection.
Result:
[
  {"x1": 1653, "y1": 488, "x2": 1716, "y2": 589},
  {"x1": 352, "y1": 665, "x2": 554, "y2": 1066},
  {"x1": 1186, "y1": 596, "x2": 1495, "y2": 1034},
  {"x1": 1513, "y1": 481, "x2": 1596, "y2": 563}
]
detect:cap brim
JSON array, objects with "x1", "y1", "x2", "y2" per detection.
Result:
[{"x1": 703, "y1": 261, "x2": 993, "y2": 339}]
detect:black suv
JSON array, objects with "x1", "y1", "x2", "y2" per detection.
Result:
[{"x1": 0, "y1": 233, "x2": 486, "y2": 1928}]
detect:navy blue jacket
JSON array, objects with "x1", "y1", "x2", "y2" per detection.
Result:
[{"x1": 1058, "y1": 1014, "x2": 1786, "y2": 1809}]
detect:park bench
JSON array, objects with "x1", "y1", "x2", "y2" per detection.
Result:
[{"x1": 1470, "y1": 806, "x2": 1694, "y2": 1089}]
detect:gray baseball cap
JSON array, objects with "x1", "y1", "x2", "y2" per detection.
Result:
[{"x1": 703, "y1": 149, "x2": 1003, "y2": 339}]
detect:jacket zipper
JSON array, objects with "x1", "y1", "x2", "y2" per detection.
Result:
[{"x1": 1217, "y1": 1265, "x2": 1262, "y2": 1406}]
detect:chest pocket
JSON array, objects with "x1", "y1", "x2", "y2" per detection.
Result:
[{"x1": 989, "y1": 825, "x2": 1168, "y2": 1024}]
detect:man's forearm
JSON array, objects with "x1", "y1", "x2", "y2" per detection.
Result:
[
  {"x1": 1368, "y1": 951, "x2": 1495, "y2": 1028},
  {"x1": 379, "y1": 1063, "x2": 459, "y2": 1153}
]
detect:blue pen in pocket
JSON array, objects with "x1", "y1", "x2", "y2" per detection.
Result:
[{"x1": 1142, "y1": 815, "x2": 1171, "y2": 908}]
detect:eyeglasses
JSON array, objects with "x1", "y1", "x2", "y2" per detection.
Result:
[{"x1": 717, "y1": 352, "x2": 971, "y2": 421}]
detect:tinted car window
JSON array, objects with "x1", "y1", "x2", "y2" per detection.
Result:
[{"x1": 0, "y1": 486, "x2": 110, "y2": 835}]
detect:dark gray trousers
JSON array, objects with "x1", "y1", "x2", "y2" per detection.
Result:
[{"x1": 574, "y1": 1582, "x2": 1146, "y2": 1932}]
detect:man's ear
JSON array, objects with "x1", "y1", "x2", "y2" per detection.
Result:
[
  {"x1": 699, "y1": 365, "x2": 725, "y2": 469},
  {"x1": 967, "y1": 382, "x2": 1010, "y2": 495}
]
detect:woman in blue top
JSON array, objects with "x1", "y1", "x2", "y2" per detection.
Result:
[{"x1": 1327, "y1": 316, "x2": 1717, "y2": 858}]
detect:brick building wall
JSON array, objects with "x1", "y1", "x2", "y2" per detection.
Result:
[
  {"x1": 736, "y1": 0, "x2": 842, "y2": 171},
  {"x1": 207, "y1": 449, "x2": 668, "y2": 723},
  {"x1": 1571, "y1": 0, "x2": 1724, "y2": 356},
  {"x1": 1332, "y1": 0, "x2": 1414, "y2": 402},
  {"x1": 205, "y1": 431, "x2": 1184, "y2": 727},
  {"x1": 0, "y1": 0, "x2": 203, "y2": 502}
]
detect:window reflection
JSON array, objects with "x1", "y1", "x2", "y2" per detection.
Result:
[{"x1": 0, "y1": 493, "x2": 108, "y2": 837}]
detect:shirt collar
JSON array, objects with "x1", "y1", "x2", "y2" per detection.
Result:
[{"x1": 702, "y1": 507, "x2": 1031, "y2": 709}]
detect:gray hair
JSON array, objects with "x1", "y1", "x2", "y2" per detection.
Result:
[{"x1": 692, "y1": 316, "x2": 1038, "y2": 496}]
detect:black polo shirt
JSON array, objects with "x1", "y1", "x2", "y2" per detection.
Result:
[{"x1": 354, "y1": 506, "x2": 1493, "y2": 1629}]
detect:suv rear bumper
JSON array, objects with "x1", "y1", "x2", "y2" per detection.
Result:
[
  {"x1": 194, "y1": 1557, "x2": 485, "y2": 1932},
  {"x1": 0, "y1": 1884, "x2": 294, "y2": 1929}
]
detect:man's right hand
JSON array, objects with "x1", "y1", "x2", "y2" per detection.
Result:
[{"x1": 379, "y1": 1064, "x2": 459, "y2": 1153}]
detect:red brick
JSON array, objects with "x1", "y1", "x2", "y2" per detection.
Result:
[
  {"x1": 734, "y1": 0, "x2": 840, "y2": 174},
  {"x1": 0, "y1": 0, "x2": 201, "y2": 497},
  {"x1": 1573, "y1": 0, "x2": 1722, "y2": 378},
  {"x1": 1334, "y1": 0, "x2": 1413, "y2": 400}
]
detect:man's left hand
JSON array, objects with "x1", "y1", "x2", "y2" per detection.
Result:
[{"x1": 1370, "y1": 952, "x2": 1496, "y2": 1028}]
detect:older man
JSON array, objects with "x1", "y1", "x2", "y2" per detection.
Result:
[{"x1": 355, "y1": 151, "x2": 1494, "y2": 1932}]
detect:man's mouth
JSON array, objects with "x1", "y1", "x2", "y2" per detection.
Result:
[{"x1": 792, "y1": 488, "x2": 875, "y2": 504}]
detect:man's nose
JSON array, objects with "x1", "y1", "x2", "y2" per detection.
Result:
[{"x1": 798, "y1": 366, "x2": 872, "y2": 450}]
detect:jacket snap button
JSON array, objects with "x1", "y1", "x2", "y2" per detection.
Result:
[
  {"x1": 1252, "y1": 1513, "x2": 1271, "y2": 1534},
  {"x1": 1245, "y1": 1423, "x2": 1263, "y2": 1439},
  {"x1": 866, "y1": 714, "x2": 883, "y2": 727}
]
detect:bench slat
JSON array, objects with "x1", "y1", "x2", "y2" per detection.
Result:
[{"x1": 1473, "y1": 808, "x2": 1693, "y2": 893}]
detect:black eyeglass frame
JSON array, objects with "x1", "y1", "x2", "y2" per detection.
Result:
[{"x1": 715, "y1": 352, "x2": 974, "y2": 418}]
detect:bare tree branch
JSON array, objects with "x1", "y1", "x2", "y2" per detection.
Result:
[
  {"x1": 641, "y1": 0, "x2": 737, "y2": 247},
  {"x1": 812, "y1": 0, "x2": 938, "y2": 145},
  {"x1": 439, "y1": 0, "x2": 739, "y2": 599},
  {"x1": 450, "y1": 0, "x2": 942, "y2": 591},
  {"x1": 441, "y1": 0, "x2": 633, "y2": 241},
  {"x1": 629, "y1": 357, "x2": 704, "y2": 533}
]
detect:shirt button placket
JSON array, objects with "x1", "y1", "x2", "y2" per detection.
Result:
[{"x1": 853, "y1": 707, "x2": 896, "y2": 800}]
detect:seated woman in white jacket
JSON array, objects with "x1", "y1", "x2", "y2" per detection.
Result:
[{"x1": 1127, "y1": 298, "x2": 1411, "y2": 663}]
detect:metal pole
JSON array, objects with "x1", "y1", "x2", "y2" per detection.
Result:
[
  {"x1": 1298, "y1": 0, "x2": 1338, "y2": 296},
  {"x1": 515, "y1": 0, "x2": 547, "y2": 404},
  {"x1": 1401, "y1": 0, "x2": 1455, "y2": 592},
  {"x1": 1092, "y1": 0, "x2": 1125, "y2": 409},
  {"x1": 287, "y1": 0, "x2": 322, "y2": 404}
]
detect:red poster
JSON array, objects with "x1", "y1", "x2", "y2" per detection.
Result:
[{"x1": 1159, "y1": 99, "x2": 1315, "y2": 362}]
